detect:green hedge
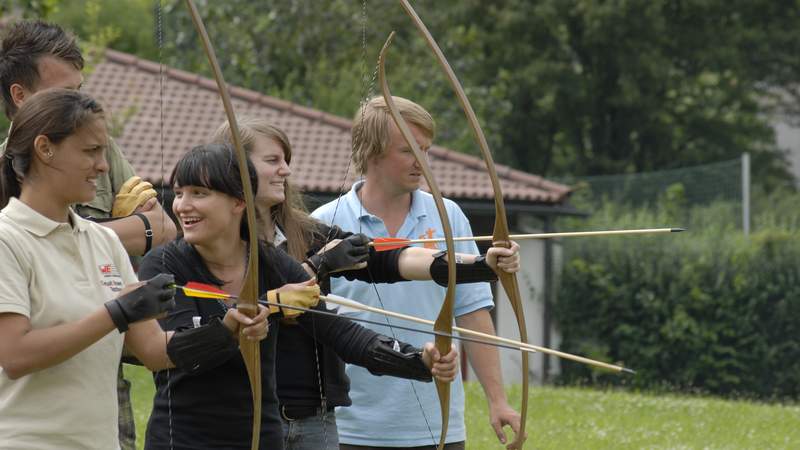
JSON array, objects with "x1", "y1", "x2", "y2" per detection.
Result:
[{"x1": 555, "y1": 194, "x2": 800, "y2": 399}]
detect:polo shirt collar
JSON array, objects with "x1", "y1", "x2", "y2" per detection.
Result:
[
  {"x1": 343, "y1": 180, "x2": 372, "y2": 220},
  {"x1": 343, "y1": 180, "x2": 428, "y2": 221},
  {"x1": 409, "y1": 188, "x2": 428, "y2": 220},
  {"x1": 4, "y1": 197, "x2": 87, "y2": 236}
]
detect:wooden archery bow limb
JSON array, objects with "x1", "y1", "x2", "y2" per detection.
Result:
[
  {"x1": 320, "y1": 294, "x2": 634, "y2": 374},
  {"x1": 379, "y1": 32, "x2": 457, "y2": 450},
  {"x1": 370, "y1": 227, "x2": 686, "y2": 249},
  {"x1": 396, "y1": 1, "x2": 529, "y2": 447},
  {"x1": 182, "y1": 2, "x2": 262, "y2": 449}
]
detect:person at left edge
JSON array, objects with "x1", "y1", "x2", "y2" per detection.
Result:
[
  {"x1": 0, "y1": 88, "x2": 268, "y2": 450},
  {"x1": 0, "y1": 20, "x2": 179, "y2": 450}
]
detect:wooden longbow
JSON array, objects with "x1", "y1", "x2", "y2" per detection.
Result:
[
  {"x1": 396, "y1": 1, "x2": 531, "y2": 448},
  {"x1": 378, "y1": 32, "x2": 458, "y2": 450},
  {"x1": 183, "y1": 2, "x2": 262, "y2": 449}
]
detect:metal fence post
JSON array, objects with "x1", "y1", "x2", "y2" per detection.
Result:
[{"x1": 742, "y1": 152, "x2": 750, "y2": 236}]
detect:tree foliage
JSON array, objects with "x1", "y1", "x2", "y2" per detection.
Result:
[
  {"x1": 155, "y1": 0, "x2": 799, "y2": 185},
  {"x1": 3, "y1": 0, "x2": 799, "y2": 187}
]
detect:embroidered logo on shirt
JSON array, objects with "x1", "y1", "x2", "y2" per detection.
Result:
[
  {"x1": 419, "y1": 227, "x2": 438, "y2": 250},
  {"x1": 99, "y1": 263, "x2": 124, "y2": 292}
]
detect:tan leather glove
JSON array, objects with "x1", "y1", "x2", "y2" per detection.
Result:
[
  {"x1": 112, "y1": 176, "x2": 158, "y2": 217},
  {"x1": 266, "y1": 284, "x2": 320, "y2": 318}
]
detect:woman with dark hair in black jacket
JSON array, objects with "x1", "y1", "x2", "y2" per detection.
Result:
[{"x1": 139, "y1": 143, "x2": 459, "y2": 450}]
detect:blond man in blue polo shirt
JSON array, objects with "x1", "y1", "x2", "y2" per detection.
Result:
[{"x1": 313, "y1": 96, "x2": 523, "y2": 449}]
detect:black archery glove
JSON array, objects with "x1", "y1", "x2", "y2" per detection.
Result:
[
  {"x1": 105, "y1": 273, "x2": 176, "y2": 332},
  {"x1": 305, "y1": 233, "x2": 370, "y2": 280}
]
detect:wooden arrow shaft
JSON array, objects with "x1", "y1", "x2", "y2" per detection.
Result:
[
  {"x1": 321, "y1": 294, "x2": 631, "y2": 374},
  {"x1": 177, "y1": 283, "x2": 633, "y2": 374},
  {"x1": 371, "y1": 227, "x2": 683, "y2": 248}
]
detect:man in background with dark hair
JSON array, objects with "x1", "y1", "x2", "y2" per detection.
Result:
[{"x1": 0, "y1": 20, "x2": 177, "y2": 450}]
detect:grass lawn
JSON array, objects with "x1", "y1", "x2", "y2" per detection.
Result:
[{"x1": 127, "y1": 365, "x2": 799, "y2": 449}]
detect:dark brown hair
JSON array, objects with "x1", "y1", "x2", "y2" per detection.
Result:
[
  {"x1": 0, "y1": 88, "x2": 103, "y2": 208},
  {"x1": 211, "y1": 117, "x2": 320, "y2": 260},
  {"x1": 0, "y1": 20, "x2": 84, "y2": 119},
  {"x1": 170, "y1": 143, "x2": 259, "y2": 241}
]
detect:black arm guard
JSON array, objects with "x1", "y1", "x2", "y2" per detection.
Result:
[
  {"x1": 166, "y1": 318, "x2": 239, "y2": 374},
  {"x1": 364, "y1": 335, "x2": 432, "y2": 382},
  {"x1": 430, "y1": 251, "x2": 497, "y2": 287}
]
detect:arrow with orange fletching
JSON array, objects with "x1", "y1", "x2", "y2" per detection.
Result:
[
  {"x1": 173, "y1": 281, "x2": 634, "y2": 374},
  {"x1": 370, "y1": 227, "x2": 685, "y2": 251},
  {"x1": 177, "y1": 282, "x2": 236, "y2": 300}
]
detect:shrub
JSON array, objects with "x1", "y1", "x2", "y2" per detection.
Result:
[{"x1": 554, "y1": 193, "x2": 800, "y2": 399}]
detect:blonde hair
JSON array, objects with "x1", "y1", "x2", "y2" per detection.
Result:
[
  {"x1": 211, "y1": 117, "x2": 319, "y2": 260},
  {"x1": 351, "y1": 96, "x2": 435, "y2": 174}
]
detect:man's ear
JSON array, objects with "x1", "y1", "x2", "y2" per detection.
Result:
[{"x1": 9, "y1": 83, "x2": 27, "y2": 110}]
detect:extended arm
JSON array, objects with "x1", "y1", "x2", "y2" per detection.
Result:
[
  {"x1": 456, "y1": 308, "x2": 523, "y2": 446},
  {"x1": 398, "y1": 242, "x2": 520, "y2": 281},
  {"x1": 0, "y1": 308, "x2": 118, "y2": 379},
  {"x1": 302, "y1": 232, "x2": 520, "y2": 284},
  {"x1": 99, "y1": 198, "x2": 177, "y2": 256},
  {"x1": 295, "y1": 305, "x2": 456, "y2": 382},
  {"x1": 95, "y1": 142, "x2": 178, "y2": 256},
  {"x1": 134, "y1": 248, "x2": 269, "y2": 374},
  {"x1": 0, "y1": 275, "x2": 175, "y2": 378},
  {"x1": 124, "y1": 304, "x2": 268, "y2": 373}
]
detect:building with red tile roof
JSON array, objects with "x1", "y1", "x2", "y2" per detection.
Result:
[{"x1": 84, "y1": 49, "x2": 574, "y2": 218}]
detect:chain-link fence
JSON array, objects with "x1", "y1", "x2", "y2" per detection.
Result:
[
  {"x1": 580, "y1": 158, "x2": 742, "y2": 206},
  {"x1": 559, "y1": 155, "x2": 749, "y2": 233}
]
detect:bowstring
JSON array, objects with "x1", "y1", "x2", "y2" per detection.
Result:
[
  {"x1": 153, "y1": 1, "x2": 173, "y2": 449},
  {"x1": 353, "y1": 6, "x2": 437, "y2": 446},
  {"x1": 314, "y1": 2, "x2": 435, "y2": 446},
  {"x1": 308, "y1": 3, "x2": 376, "y2": 446}
]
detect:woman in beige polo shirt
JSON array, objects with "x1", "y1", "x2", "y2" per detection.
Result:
[{"x1": 0, "y1": 89, "x2": 270, "y2": 450}]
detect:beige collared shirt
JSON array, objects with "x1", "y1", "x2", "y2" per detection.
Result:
[{"x1": 0, "y1": 198, "x2": 137, "y2": 450}]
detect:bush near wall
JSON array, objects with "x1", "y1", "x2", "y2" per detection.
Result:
[{"x1": 555, "y1": 196, "x2": 800, "y2": 399}]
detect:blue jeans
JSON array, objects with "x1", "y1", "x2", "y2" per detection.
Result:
[{"x1": 281, "y1": 410, "x2": 339, "y2": 450}]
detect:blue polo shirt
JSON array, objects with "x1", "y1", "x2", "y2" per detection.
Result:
[{"x1": 311, "y1": 180, "x2": 493, "y2": 446}]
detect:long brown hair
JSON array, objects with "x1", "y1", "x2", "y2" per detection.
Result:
[
  {"x1": 211, "y1": 117, "x2": 319, "y2": 260},
  {"x1": 0, "y1": 88, "x2": 103, "y2": 208}
]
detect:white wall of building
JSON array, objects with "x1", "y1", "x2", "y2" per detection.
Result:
[
  {"x1": 775, "y1": 120, "x2": 800, "y2": 183},
  {"x1": 464, "y1": 234, "x2": 562, "y2": 385}
]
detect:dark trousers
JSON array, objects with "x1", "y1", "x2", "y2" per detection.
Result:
[
  {"x1": 118, "y1": 364, "x2": 136, "y2": 450},
  {"x1": 340, "y1": 442, "x2": 465, "y2": 450}
]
